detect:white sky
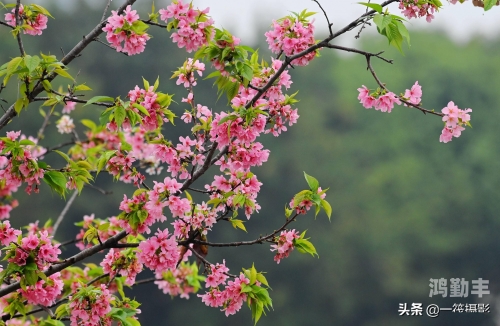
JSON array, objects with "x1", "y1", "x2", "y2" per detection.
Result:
[{"x1": 50, "y1": 0, "x2": 500, "y2": 44}]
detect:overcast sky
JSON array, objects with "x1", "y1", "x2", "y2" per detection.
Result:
[
  {"x1": 193, "y1": 0, "x2": 500, "y2": 44},
  {"x1": 55, "y1": 0, "x2": 500, "y2": 44}
]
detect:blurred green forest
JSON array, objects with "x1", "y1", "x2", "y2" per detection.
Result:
[{"x1": 1, "y1": 1, "x2": 500, "y2": 325}]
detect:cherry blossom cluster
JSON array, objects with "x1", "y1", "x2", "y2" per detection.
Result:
[
  {"x1": 439, "y1": 101, "x2": 472, "y2": 143},
  {"x1": 151, "y1": 135, "x2": 206, "y2": 180},
  {"x1": 174, "y1": 58, "x2": 206, "y2": 88},
  {"x1": 210, "y1": 34, "x2": 241, "y2": 77},
  {"x1": 222, "y1": 59, "x2": 297, "y2": 137},
  {"x1": 5, "y1": 230, "x2": 60, "y2": 269},
  {"x1": 5, "y1": 4, "x2": 48, "y2": 35},
  {"x1": 102, "y1": 5, "x2": 150, "y2": 55},
  {"x1": 289, "y1": 187, "x2": 327, "y2": 215},
  {"x1": 122, "y1": 85, "x2": 173, "y2": 131},
  {"x1": 265, "y1": 13, "x2": 317, "y2": 66},
  {"x1": 137, "y1": 228, "x2": 180, "y2": 273},
  {"x1": 155, "y1": 262, "x2": 203, "y2": 299},
  {"x1": 56, "y1": 115, "x2": 75, "y2": 134},
  {"x1": 69, "y1": 284, "x2": 113, "y2": 326},
  {"x1": 159, "y1": 0, "x2": 214, "y2": 52},
  {"x1": 100, "y1": 248, "x2": 143, "y2": 286},
  {"x1": 357, "y1": 86, "x2": 402, "y2": 113},
  {"x1": 0, "y1": 220, "x2": 21, "y2": 246},
  {"x1": 358, "y1": 82, "x2": 423, "y2": 113},
  {"x1": 20, "y1": 273, "x2": 63, "y2": 306},
  {"x1": 0, "y1": 131, "x2": 45, "y2": 195},
  {"x1": 206, "y1": 171, "x2": 262, "y2": 219},
  {"x1": 399, "y1": 0, "x2": 438, "y2": 22},
  {"x1": 172, "y1": 201, "x2": 217, "y2": 239},
  {"x1": 199, "y1": 271, "x2": 250, "y2": 316},
  {"x1": 106, "y1": 150, "x2": 145, "y2": 187},
  {"x1": 270, "y1": 229, "x2": 300, "y2": 264}
]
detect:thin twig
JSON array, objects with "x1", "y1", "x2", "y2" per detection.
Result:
[
  {"x1": 93, "y1": 37, "x2": 129, "y2": 56},
  {"x1": 141, "y1": 19, "x2": 168, "y2": 28},
  {"x1": 189, "y1": 213, "x2": 300, "y2": 248},
  {"x1": 325, "y1": 44, "x2": 393, "y2": 64},
  {"x1": 0, "y1": 21, "x2": 14, "y2": 29},
  {"x1": 36, "y1": 108, "x2": 52, "y2": 141},
  {"x1": 364, "y1": 55, "x2": 443, "y2": 117},
  {"x1": 312, "y1": 0, "x2": 333, "y2": 37},
  {"x1": 84, "y1": 183, "x2": 112, "y2": 195},
  {"x1": 14, "y1": 0, "x2": 25, "y2": 57},
  {"x1": 101, "y1": 0, "x2": 113, "y2": 23},
  {"x1": 33, "y1": 96, "x2": 114, "y2": 108},
  {"x1": 52, "y1": 189, "x2": 79, "y2": 238},
  {"x1": 355, "y1": 0, "x2": 372, "y2": 39}
]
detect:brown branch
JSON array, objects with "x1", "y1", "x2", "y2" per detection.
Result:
[
  {"x1": 312, "y1": 0, "x2": 333, "y2": 37},
  {"x1": 325, "y1": 45, "x2": 393, "y2": 64},
  {"x1": 14, "y1": 0, "x2": 25, "y2": 57},
  {"x1": 0, "y1": 21, "x2": 14, "y2": 29},
  {"x1": 33, "y1": 96, "x2": 114, "y2": 108},
  {"x1": 185, "y1": 213, "x2": 300, "y2": 249},
  {"x1": 330, "y1": 0, "x2": 399, "y2": 39},
  {"x1": 355, "y1": 0, "x2": 372, "y2": 39},
  {"x1": 141, "y1": 19, "x2": 168, "y2": 28},
  {"x1": 101, "y1": 0, "x2": 113, "y2": 23},
  {"x1": 52, "y1": 189, "x2": 79, "y2": 238}
]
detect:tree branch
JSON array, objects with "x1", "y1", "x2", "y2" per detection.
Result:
[
  {"x1": 312, "y1": 0, "x2": 333, "y2": 37},
  {"x1": 0, "y1": 21, "x2": 14, "y2": 29},
  {"x1": 14, "y1": 0, "x2": 25, "y2": 57},
  {"x1": 52, "y1": 189, "x2": 79, "y2": 238}
]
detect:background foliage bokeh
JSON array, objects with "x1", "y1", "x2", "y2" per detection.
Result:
[{"x1": 1, "y1": 1, "x2": 499, "y2": 325}]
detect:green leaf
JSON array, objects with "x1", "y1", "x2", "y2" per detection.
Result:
[
  {"x1": 81, "y1": 119, "x2": 97, "y2": 131},
  {"x1": 294, "y1": 238, "x2": 318, "y2": 258},
  {"x1": 114, "y1": 106, "x2": 126, "y2": 127},
  {"x1": 358, "y1": 2, "x2": 382, "y2": 13},
  {"x1": 131, "y1": 20, "x2": 149, "y2": 34},
  {"x1": 30, "y1": 4, "x2": 54, "y2": 18},
  {"x1": 320, "y1": 199, "x2": 332, "y2": 220},
  {"x1": 54, "y1": 67, "x2": 74, "y2": 80},
  {"x1": 226, "y1": 80, "x2": 240, "y2": 101},
  {"x1": 395, "y1": 20, "x2": 410, "y2": 46},
  {"x1": 53, "y1": 149, "x2": 71, "y2": 162},
  {"x1": 484, "y1": 0, "x2": 497, "y2": 10},
  {"x1": 387, "y1": 23, "x2": 404, "y2": 54},
  {"x1": 19, "y1": 139, "x2": 36, "y2": 146},
  {"x1": 373, "y1": 14, "x2": 392, "y2": 32},
  {"x1": 74, "y1": 84, "x2": 92, "y2": 92},
  {"x1": 153, "y1": 76, "x2": 160, "y2": 91},
  {"x1": 142, "y1": 77, "x2": 150, "y2": 90},
  {"x1": 132, "y1": 103, "x2": 150, "y2": 116},
  {"x1": 43, "y1": 171, "x2": 67, "y2": 196},
  {"x1": 249, "y1": 264, "x2": 257, "y2": 284},
  {"x1": 24, "y1": 55, "x2": 40, "y2": 73},
  {"x1": 14, "y1": 98, "x2": 24, "y2": 114},
  {"x1": 304, "y1": 172, "x2": 320, "y2": 192},
  {"x1": 84, "y1": 96, "x2": 114, "y2": 107},
  {"x1": 24, "y1": 269, "x2": 38, "y2": 285},
  {"x1": 241, "y1": 63, "x2": 254, "y2": 81},
  {"x1": 230, "y1": 219, "x2": 247, "y2": 232}
]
